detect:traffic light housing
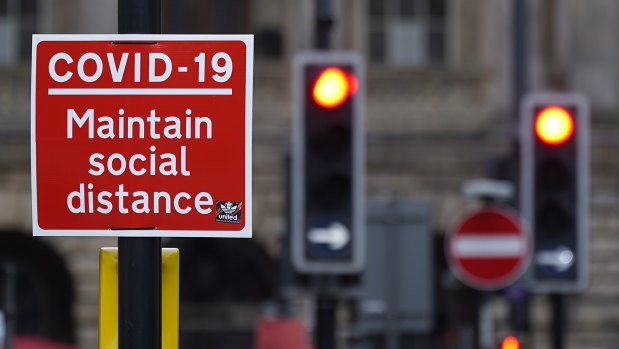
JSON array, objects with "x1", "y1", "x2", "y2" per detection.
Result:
[
  {"x1": 291, "y1": 52, "x2": 365, "y2": 273},
  {"x1": 520, "y1": 92, "x2": 589, "y2": 292}
]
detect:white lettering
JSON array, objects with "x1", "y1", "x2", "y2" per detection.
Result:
[
  {"x1": 67, "y1": 183, "x2": 85, "y2": 213},
  {"x1": 97, "y1": 191, "x2": 113, "y2": 214},
  {"x1": 49, "y1": 52, "x2": 73, "y2": 82},
  {"x1": 174, "y1": 192, "x2": 191, "y2": 214},
  {"x1": 149, "y1": 53, "x2": 172, "y2": 82},
  {"x1": 129, "y1": 154, "x2": 147, "y2": 176},
  {"x1": 88, "y1": 153, "x2": 105, "y2": 176},
  {"x1": 67, "y1": 109, "x2": 93, "y2": 138},
  {"x1": 108, "y1": 154, "x2": 126, "y2": 176},
  {"x1": 77, "y1": 52, "x2": 103, "y2": 82},
  {"x1": 107, "y1": 52, "x2": 129, "y2": 82},
  {"x1": 195, "y1": 192, "x2": 213, "y2": 214}
]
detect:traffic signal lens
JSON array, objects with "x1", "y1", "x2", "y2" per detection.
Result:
[
  {"x1": 502, "y1": 336, "x2": 520, "y2": 349},
  {"x1": 536, "y1": 203, "x2": 572, "y2": 237},
  {"x1": 535, "y1": 106, "x2": 574, "y2": 145},
  {"x1": 312, "y1": 67, "x2": 351, "y2": 108}
]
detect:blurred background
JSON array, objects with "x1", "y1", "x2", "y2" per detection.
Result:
[{"x1": 1, "y1": 0, "x2": 618, "y2": 348}]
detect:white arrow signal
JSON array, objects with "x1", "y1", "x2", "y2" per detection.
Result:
[
  {"x1": 307, "y1": 222, "x2": 351, "y2": 250},
  {"x1": 536, "y1": 246, "x2": 574, "y2": 272}
]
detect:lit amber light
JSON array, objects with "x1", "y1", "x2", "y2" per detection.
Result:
[
  {"x1": 535, "y1": 106, "x2": 574, "y2": 145},
  {"x1": 502, "y1": 336, "x2": 520, "y2": 349},
  {"x1": 312, "y1": 67, "x2": 350, "y2": 108}
]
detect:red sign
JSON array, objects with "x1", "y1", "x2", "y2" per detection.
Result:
[
  {"x1": 31, "y1": 35, "x2": 253, "y2": 237},
  {"x1": 446, "y1": 206, "x2": 531, "y2": 290}
]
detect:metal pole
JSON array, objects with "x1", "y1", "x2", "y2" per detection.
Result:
[
  {"x1": 118, "y1": 238, "x2": 161, "y2": 349},
  {"x1": 385, "y1": 197, "x2": 399, "y2": 349},
  {"x1": 551, "y1": 294, "x2": 565, "y2": 349},
  {"x1": 3, "y1": 264, "x2": 16, "y2": 349},
  {"x1": 117, "y1": 2, "x2": 161, "y2": 349},
  {"x1": 315, "y1": 0, "x2": 332, "y2": 49},
  {"x1": 316, "y1": 293, "x2": 336, "y2": 349},
  {"x1": 478, "y1": 293, "x2": 493, "y2": 349},
  {"x1": 513, "y1": 0, "x2": 527, "y2": 125},
  {"x1": 118, "y1": 0, "x2": 161, "y2": 34},
  {"x1": 314, "y1": 1, "x2": 335, "y2": 348}
]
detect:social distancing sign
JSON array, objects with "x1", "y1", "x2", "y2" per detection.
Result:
[{"x1": 31, "y1": 35, "x2": 253, "y2": 237}]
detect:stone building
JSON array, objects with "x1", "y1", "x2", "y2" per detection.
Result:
[{"x1": 1, "y1": 0, "x2": 619, "y2": 348}]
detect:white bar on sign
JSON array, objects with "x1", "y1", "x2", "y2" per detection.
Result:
[
  {"x1": 48, "y1": 88, "x2": 232, "y2": 96},
  {"x1": 452, "y1": 234, "x2": 523, "y2": 258}
]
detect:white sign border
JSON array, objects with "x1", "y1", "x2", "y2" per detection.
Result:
[{"x1": 31, "y1": 34, "x2": 253, "y2": 238}]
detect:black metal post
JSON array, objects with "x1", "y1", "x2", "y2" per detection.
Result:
[
  {"x1": 316, "y1": 294, "x2": 336, "y2": 349},
  {"x1": 118, "y1": 238, "x2": 161, "y2": 349},
  {"x1": 117, "y1": 2, "x2": 161, "y2": 349},
  {"x1": 119, "y1": 0, "x2": 161, "y2": 34},
  {"x1": 551, "y1": 294, "x2": 565, "y2": 349},
  {"x1": 313, "y1": 2, "x2": 336, "y2": 348},
  {"x1": 315, "y1": 0, "x2": 332, "y2": 50},
  {"x1": 385, "y1": 197, "x2": 399, "y2": 349},
  {"x1": 513, "y1": 0, "x2": 527, "y2": 125},
  {"x1": 3, "y1": 263, "x2": 16, "y2": 349}
]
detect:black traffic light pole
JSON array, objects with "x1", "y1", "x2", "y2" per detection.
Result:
[
  {"x1": 314, "y1": 1, "x2": 336, "y2": 349},
  {"x1": 117, "y1": 2, "x2": 162, "y2": 349}
]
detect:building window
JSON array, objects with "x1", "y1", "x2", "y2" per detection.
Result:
[
  {"x1": 0, "y1": 0, "x2": 37, "y2": 66},
  {"x1": 368, "y1": 0, "x2": 448, "y2": 67}
]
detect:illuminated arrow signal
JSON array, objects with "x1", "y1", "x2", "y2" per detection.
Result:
[{"x1": 307, "y1": 222, "x2": 351, "y2": 250}]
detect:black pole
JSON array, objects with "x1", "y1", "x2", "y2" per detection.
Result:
[
  {"x1": 118, "y1": 238, "x2": 161, "y2": 349},
  {"x1": 315, "y1": 0, "x2": 337, "y2": 349},
  {"x1": 117, "y1": 2, "x2": 161, "y2": 349},
  {"x1": 314, "y1": 1, "x2": 336, "y2": 348},
  {"x1": 118, "y1": 0, "x2": 161, "y2": 34},
  {"x1": 513, "y1": 0, "x2": 527, "y2": 125},
  {"x1": 551, "y1": 293, "x2": 565, "y2": 349},
  {"x1": 315, "y1": 0, "x2": 332, "y2": 50},
  {"x1": 316, "y1": 294, "x2": 336, "y2": 349},
  {"x1": 3, "y1": 263, "x2": 16, "y2": 349}
]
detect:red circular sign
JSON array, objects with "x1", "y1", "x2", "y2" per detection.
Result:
[{"x1": 446, "y1": 206, "x2": 531, "y2": 290}]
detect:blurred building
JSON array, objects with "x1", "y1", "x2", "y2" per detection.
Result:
[{"x1": 0, "y1": 0, "x2": 619, "y2": 348}]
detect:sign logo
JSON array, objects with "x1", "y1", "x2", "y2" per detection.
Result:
[
  {"x1": 31, "y1": 34, "x2": 253, "y2": 237},
  {"x1": 215, "y1": 201, "x2": 242, "y2": 224}
]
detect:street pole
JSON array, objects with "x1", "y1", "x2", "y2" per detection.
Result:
[
  {"x1": 385, "y1": 196, "x2": 400, "y2": 349},
  {"x1": 313, "y1": 1, "x2": 336, "y2": 348},
  {"x1": 315, "y1": 0, "x2": 332, "y2": 50},
  {"x1": 3, "y1": 264, "x2": 16, "y2": 349},
  {"x1": 316, "y1": 293, "x2": 336, "y2": 349},
  {"x1": 551, "y1": 294, "x2": 565, "y2": 349},
  {"x1": 513, "y1": 0, "x2": 527, "y2": 126},
  {"x1": 117, "y1": 2, "x2": 162, "y2": 349}
]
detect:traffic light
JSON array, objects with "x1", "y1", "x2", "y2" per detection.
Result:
[
  {"x1": 520, "y1": 92, "x2": 589, "y2": 292},
  {"x1": 501, "y1": 335, "x2": 520, "y2": 349},
  {"x1": 291, "y1": 52, "x2": 365, "y2": 274}
]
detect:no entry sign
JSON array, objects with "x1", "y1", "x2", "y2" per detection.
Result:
[
  {"x1": 31, "y1": 35, "x2": 253, "y2": 237},
  {"x1": 446, "y1": 206, "x2": 531, "y2": 290}
]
